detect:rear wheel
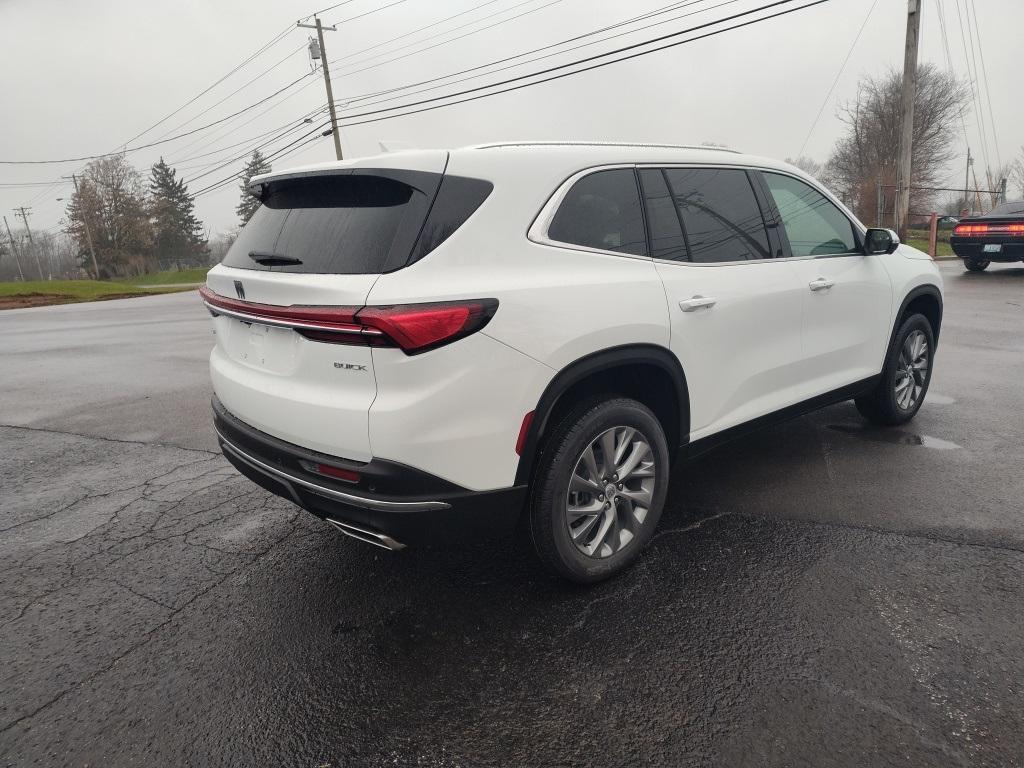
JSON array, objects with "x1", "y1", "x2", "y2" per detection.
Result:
[
  {"x1": 855, "y1": 313, "x2": 934, "y2": 426},
  {"x1": 964, "y1": 257, "x2": 990, "y2": 272},
  {"x1": 528, "y1": 397, "x2": 669, "y2": 583}
]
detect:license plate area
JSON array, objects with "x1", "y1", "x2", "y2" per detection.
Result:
[
  {"x1": 983, "y1": 243, "x2": 1003, "y2": 253},
  {"x1": 224, "y1": 319, "x2": 300, "y2": 373}
]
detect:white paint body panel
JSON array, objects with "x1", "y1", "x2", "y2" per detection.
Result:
[{"x1": 205, "y1": 143, "x2": 943, "y2": 492}]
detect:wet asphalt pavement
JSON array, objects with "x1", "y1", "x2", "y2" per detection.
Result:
[{"x1": 2, "y1": 262, "x2": 1023, "y2": 767}]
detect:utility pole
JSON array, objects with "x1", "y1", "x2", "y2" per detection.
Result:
[
  {"x1": 963, "y1": 146, "x2": 972, "y2": 214},
  {"x1": 895, "y1": 0, "x2": 922, "y2": 239},
  {"x1": 298, "y1": 16, "x2": 343, "y2": 161},
  {"x1": 3, "y1": 215, "x2": 26, "y2": 281},
  {"x1": 68, "y1": 174, "x2": 101, "y2": 279},
  {"x1": 14, "y1": 206, "x2": 46, "y2": 280}
]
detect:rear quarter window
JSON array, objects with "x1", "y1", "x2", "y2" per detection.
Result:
[{"x1": 546, "y1": 168, "x2": 648, "y2": 257}]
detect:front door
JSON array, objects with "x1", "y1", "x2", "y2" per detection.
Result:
[{"x1": 758, "y1": 171, "x2": 892, "y2": 395}]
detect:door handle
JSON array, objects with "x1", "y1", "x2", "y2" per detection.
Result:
[
  {"x1": 678, "y1": 295, "x2": 717, "y2": 312},
  {"x1": 808, "y1": 277, "x2": 835, "y2": 292}
]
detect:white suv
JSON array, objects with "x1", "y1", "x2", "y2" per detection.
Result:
[{"x1": 202, "y1": 142, "x2": 943, "y2": 582}]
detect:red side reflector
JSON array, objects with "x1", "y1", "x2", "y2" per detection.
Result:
[
  {"x1": 314, "y1": 464, "x2": 361, "y2": 483},
  {"x1": 516, "y1": 411, "x2": 535, "y2": 455}
]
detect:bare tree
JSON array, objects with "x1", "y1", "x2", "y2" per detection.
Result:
[
  {"x1": 66, "y1": 154, "x2": 152, "y2": 277},
  {"x1": 785, "y1": 156, "x2": 824, "y2": 179},
  {"x1": 825, "y1": 65, "x2": 970, "y2": 224},
  {"x1": 1010, "y1": 148, "x2": 1024, "y2": 200}
]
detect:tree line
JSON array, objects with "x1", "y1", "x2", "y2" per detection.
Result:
[{"x1": 59, "y1": 149, "x2": 274, "y2": 280}]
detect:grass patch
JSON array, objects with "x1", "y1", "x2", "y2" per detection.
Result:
[
  {"x1": 126, "y1": 267, "x2": 210, "y2": 285},
  {"x1": 0, "y1": 279, "x2": 195, "y2": 309},
  {"x1": 906, "y1": 239, "x2": 954, "y2": 257}
]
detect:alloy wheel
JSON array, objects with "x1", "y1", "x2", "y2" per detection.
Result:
[
  {"x1": 894, "y1": 329, "x2": 929, "y2": 411},
  {"x1": 564, "y1": 426, "x2": 656, "y2": 558}
]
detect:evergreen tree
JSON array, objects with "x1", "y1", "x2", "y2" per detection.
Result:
[
  {"x1": 149, "y1": 158, "x2": 207, "y2": 267},
  {"x1": 236, "y1": 149, "x2": 272, "y2": 226}
]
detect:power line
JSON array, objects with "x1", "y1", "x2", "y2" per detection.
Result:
[
  {"x1": 796, "y1": 0, "x2": 879, "y2": 158},
  {"x1": 116, "y1": 25, "x2": 297, "y2": 152},
  {"x1": 335, "y1": 0, "x2": 711, "y2": 110},
  {"x1": 951, "y1": 0, "x2": 989, "y2": 173},
  {"x1": 149, "y1": 43, "x2": 309, "y2": 144},
  {"x1": 0, "y1": 74, "x2": 313, "y2": 165},
  {"x1": 330, "y1": 0, "x2": 568, "y2": 83},
  {"x1": 334, "y1": 0, "x2": 834, "y2": 128},
  {"x1": 967, "y1": 0, "x2": 999, "y2": 168},
  {"x1": 192, "y1": 125, "x2": 331, "y2": 198}
]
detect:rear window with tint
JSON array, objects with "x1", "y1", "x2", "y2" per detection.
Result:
[{"x1": 221, "y1": 172, "x2": 438, "y2": 274}]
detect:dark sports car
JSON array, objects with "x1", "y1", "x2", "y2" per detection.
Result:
[{"x1": 950, "y1": 200, "x2": 1024, "y2": 271}]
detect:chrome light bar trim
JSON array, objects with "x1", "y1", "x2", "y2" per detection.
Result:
[{"x1": 202, "y1": 299, "x2": 384, "y2": 337}]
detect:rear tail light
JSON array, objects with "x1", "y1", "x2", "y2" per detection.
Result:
[
  {"x1": 199, "y1": 286, "x2": 497, "y2": 355},
  {"x1": 954, "y1": 223, "x2": 1024, "y2": 236},
  {"x1": 357, "y1": 301, "x2": 498, "y2": 354}
]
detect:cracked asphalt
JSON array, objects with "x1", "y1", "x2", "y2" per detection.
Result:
[{"x1": 2, "y1": 263, "x2": 1023, "y2": 767}]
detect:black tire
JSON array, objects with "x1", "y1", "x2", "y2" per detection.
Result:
[
  {"x1": 964, "y1": 257, "x2": 990, "y2": 272},
  {"x1": 527, "y1": 397, "x2": 670, "y2": 583},
  {"x1": 855, "y1": 313, "x2": 935, "y2": 426}
]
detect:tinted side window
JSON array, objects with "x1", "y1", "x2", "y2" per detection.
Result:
[
  {"x1": 547, "y1": 169, "x2": 647, "y2": 256},
  {"x1": 663, "y1": 168, "x2": 771, "y2": 263},
  {"x1": 638, "y1": 169, "x2": 687, "y2": 261},
  {"x1": 763, "y1": 172, "x2": 857, "y2": 257}
]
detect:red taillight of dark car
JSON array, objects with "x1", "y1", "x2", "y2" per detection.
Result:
[
  {"x1": 953, "y1": 223, "x2": 1024, "y2": 236},
  {"x1": 199, "y1": 286, "x2": 497, "y2": 355}
]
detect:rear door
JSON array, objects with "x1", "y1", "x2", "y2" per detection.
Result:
[
  {"x1": 206, "y1": 155, "x2": 447, "y2": 461},
  {"x1": 642, "y1": 166, "x2": 806, "y2": 440},
  {"x1": 757, "y1": 171, "x2": 892, "y2": 393}
]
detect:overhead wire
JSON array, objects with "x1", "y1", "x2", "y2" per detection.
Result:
[
  {"x1": 332, "y1": 0, "x2": 835, "y2": 128},
  {"x1": 334, "y1": 0, "x2": 713, "y2": 109},
  {"x1": 796, "y1": 0, "x2": 879, "y2": 158}
]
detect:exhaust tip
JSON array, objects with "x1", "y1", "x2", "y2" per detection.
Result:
[{"x1": 325, "y1": 518, "x2": 406, "y2": 551}]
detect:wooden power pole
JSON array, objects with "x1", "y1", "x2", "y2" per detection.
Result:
[
  {"x1": 3, "y1": 215, "x2": 26, "y2": 281},
  {"x1": 14, "y1": 206, "x2": 46, "y2": 280},
  {"x1": 298, "y1": 16, "x2": 343, "y2": 161},
  {"x1": 895, "y1": 0, "x2": 922, "y2": 239},
  {"x1": 69, "y1": 174, "x2": 101, "y2": 279}
]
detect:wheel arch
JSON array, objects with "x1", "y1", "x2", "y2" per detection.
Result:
[
  {"x1": 514, "y1": 344, "x2": 690, "y2": 487},
  {"x1": 892, "y1": 283, "x2": 943, "y2": 348}
]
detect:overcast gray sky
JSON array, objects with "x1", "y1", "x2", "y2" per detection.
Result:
[{"x1": 1, "y1": 0, "x2": 1020, "y2": 237}]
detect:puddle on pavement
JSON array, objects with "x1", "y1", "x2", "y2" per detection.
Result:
[
  {"x1": 926, "y1": 393, "x2": 956, "y2": 405},
  {"x1": 827, "y1": 423, "x2": 961, "y2": 450}
]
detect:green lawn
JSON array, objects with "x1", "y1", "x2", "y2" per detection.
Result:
[
  {"x1": 906, "y1": 238, "x2": 955, "y2": 257},
  {"x1": 0, "y1": 279, "x2": 195, "y2": 308},
  {"x1": 127, "y1": 267, "x2": 210, "y2": 285}
]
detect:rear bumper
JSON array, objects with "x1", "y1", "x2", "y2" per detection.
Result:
[
  {"x1": 212, "y1": 397, "x2": 526, "y2": 549},
  {"x1": 950, "y1": 238, "x2": 1024, "y2": 262}
]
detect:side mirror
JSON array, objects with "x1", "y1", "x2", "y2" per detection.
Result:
[{"x1": 864, "y1": 228, "x2": 900, "y2": 255}]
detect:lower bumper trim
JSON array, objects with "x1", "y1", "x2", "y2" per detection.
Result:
[{"x1": 216, "y1": 429, "x2": 451, "y2": 514}]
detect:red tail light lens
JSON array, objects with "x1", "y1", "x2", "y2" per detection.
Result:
[
  {"x1": 954, "y1": 223, "x2": 1024, "y2": 236},
  {"x1": 200, "y1": 286, "x2": 497, "y2": 355},
  {"x1": 357, "y1": 300, "x2": 498, "y2": 355}
]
